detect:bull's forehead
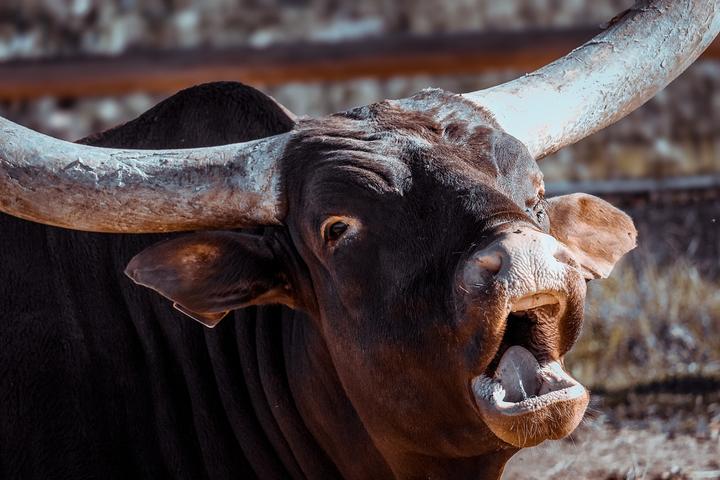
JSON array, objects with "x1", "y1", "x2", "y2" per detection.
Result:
[
  {"x1": 288, "y1": 89, "x2": 543, "y2": 209},
  {"x1": 338, "y1": 88, "x2": 502, "y2": 146}
]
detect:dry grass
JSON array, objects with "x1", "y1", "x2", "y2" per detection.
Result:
[
  {"x1": 568, "y1": 251, "x2": 720, "y2": 391},
  {"x1": 505, "y1": 410, "x2": 720, "y2": 479}
]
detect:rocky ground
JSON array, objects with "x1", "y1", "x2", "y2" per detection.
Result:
[{"x1": 506, "y1": 391, "x2": 720, "y2": 479}]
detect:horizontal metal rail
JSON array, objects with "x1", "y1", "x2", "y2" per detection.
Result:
[
  {"x1": 3, "y1": 26, "x2": 718, "y2": 100},
  {"x1": 546, "y1": 175, "x2": 720, "y2": 197}
]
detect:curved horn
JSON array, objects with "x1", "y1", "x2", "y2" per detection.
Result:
[
  {"x1": 463, "y1": 0, "x2": 720, "y2": 159},
  {"x1": 0, "y1": 117, "x2": 289, "y2": 233}
]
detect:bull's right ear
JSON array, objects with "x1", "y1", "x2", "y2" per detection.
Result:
[
  {"x1": 124, "y1": 232, "x2": 294, "y2": 328},
  {"x1": 546, "y1": 193, "x2": 637, "y2": 280}
]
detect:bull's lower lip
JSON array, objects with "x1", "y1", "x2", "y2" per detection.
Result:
[{"x1": 470, "y1": 346, "x2": 588, "y2": 448}]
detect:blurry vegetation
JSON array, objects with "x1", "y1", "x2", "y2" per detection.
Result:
[{"x1": 570, "y1": 253, "x2": 720, "y2": 391}]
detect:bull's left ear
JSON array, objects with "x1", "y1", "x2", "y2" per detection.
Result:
[
  {"x1": 124, "y1": 231, "x2": 294, "y2": 328},
  {"x1": 546, "y1": 193, "x2": 637, "y2": 280}
]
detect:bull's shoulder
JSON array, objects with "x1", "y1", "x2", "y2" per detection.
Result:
[{"x1": 78, "y1": 81, "x2": 295, "y2": 149}]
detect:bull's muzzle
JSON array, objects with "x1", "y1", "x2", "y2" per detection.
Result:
[
  {"x1": 461, "y1": 224, "x2": 589, "y2": 448},
  {"x1": 463, "y1": 224, "x2": 580, "y2": 311}
]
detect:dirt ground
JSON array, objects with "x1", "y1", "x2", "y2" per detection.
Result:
[{"x1": 504, "y1": 392, "x2": 720, "y2": 479}]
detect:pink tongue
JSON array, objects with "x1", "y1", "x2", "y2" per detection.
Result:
[{"x1": 495, "y1": 346, "x2": 541, "y2": 402}]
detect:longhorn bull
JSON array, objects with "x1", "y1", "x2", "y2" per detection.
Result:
[{"x1": 0, "y1": 1, "x2": 717, "y2": 478}]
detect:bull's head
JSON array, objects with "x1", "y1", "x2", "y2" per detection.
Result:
[{"x1": 1, "y1": 1, "x2": 717, "y2": 476}]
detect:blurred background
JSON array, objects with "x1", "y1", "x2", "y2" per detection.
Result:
[{"x1": 0, "y1": 1, "x2": 718, "y2": 478}]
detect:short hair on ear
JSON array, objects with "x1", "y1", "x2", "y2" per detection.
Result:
[
  {"x1": 546, "y1": 193, "x2": 637, "y2": 280},
  {"x1": 125, "y1": 231, "x2": 295, "y2": 327}
]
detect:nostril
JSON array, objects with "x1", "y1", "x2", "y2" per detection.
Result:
[{"x1": 475, "y1": 251, "x2": 503, "y2": 275}]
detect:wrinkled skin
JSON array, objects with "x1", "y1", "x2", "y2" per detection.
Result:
[
  {"x1": 126, "y1": 88, "x2": 635, "y2": 477},
  {"x1": 1, "y1": 83, "x2": 635, "y2": 479}
]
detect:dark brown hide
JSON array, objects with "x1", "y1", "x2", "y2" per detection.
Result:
[
  {"x1": 0, "y1": 83, "x2": 349, "y2": 479},
  {"x1": 78, "y1": 81, "x2": 295, "y2": 149},
  {"x1": 0, "y1": 82, "x2": 636, "y2": 480},
  {"x1": 126, "y1": 89, "x2": 635, "y2": 478}
]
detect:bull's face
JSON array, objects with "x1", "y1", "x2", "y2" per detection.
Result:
[{"x1": 124, "y1": 97, "x2": 636, "y2": 472}]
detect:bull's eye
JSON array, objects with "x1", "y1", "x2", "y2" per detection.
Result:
[
  {"x1": 327, "y1": 222, "x2": 348, "y2": 241},
  {"x1": 322, "y1": 218, "x2": 350, "y2": 243},
  {"x1": 320, "y1": 215, "x2": 360, "y2": 246}
]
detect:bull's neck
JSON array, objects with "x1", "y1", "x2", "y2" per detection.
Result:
[
  {"x1": 282, "y1": 312, "x2": 516, "y2": 480},
  {"x1": 381, "y1": 450, "x2": 516, "y2": 479},
  {"x1": 282, "y1": 309, "x2": 395, "y2": 478}
]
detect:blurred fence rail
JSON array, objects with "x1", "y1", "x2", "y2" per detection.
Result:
[
  {"x1": 3, "y1": 26, "x2": 719, "y2": 101},
  {"x1": 545, "y1": 175, "x2": 720, "y2": 209},
  {"x1": 547, "y1": 174, "x2": 720, "y2": 196},
  {"x1": 547, "y1": 174, "x2": 720, "y2": 206}
]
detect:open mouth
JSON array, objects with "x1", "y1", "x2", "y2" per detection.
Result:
[{"x1": 470, "y1": 296, "x2": 588, "y2": 448}]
